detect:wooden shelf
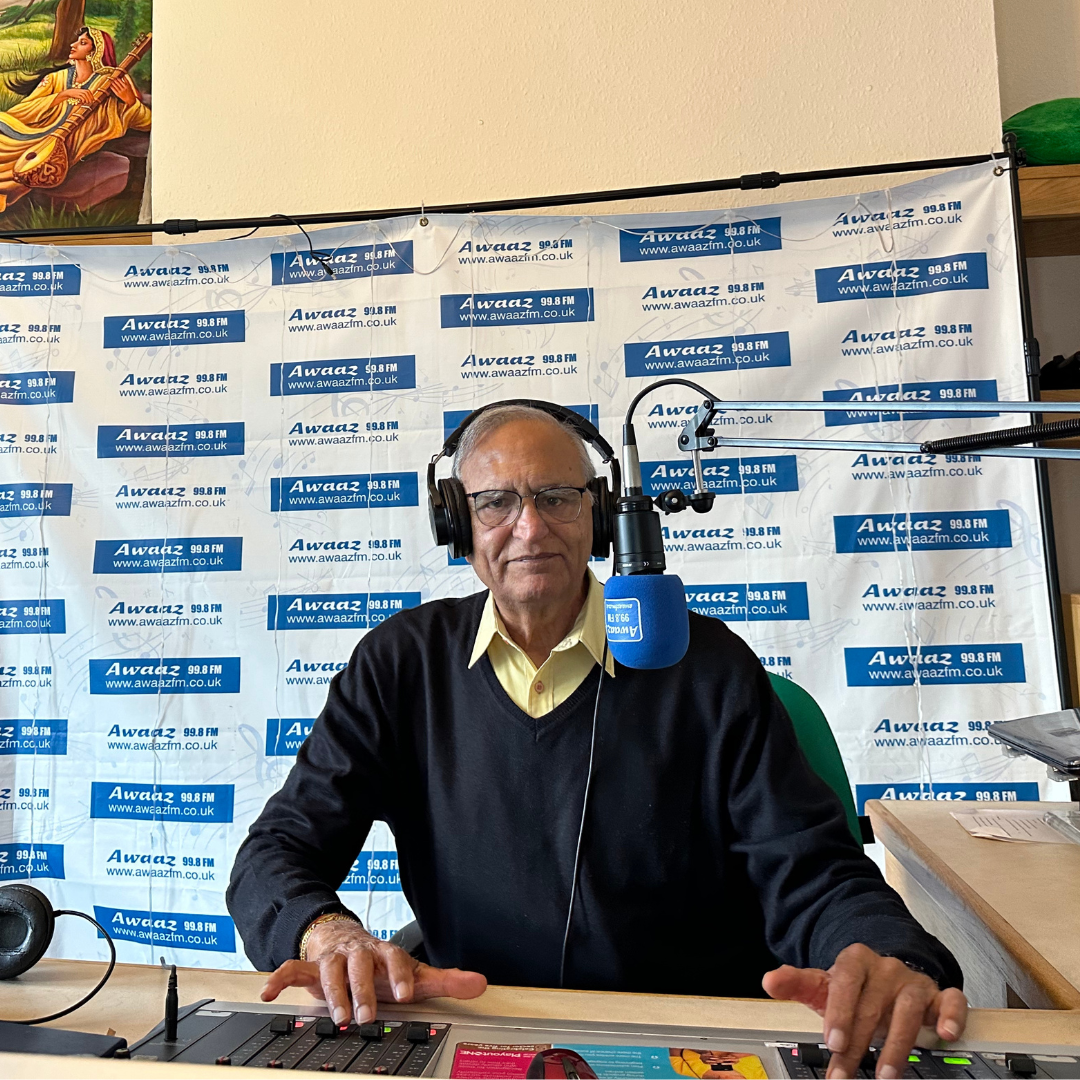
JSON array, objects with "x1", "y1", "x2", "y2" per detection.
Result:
[{"x1": 1020, "y1": 164, "x2": 1080, "y2": 257}]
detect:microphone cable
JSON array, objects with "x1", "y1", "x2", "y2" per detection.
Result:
[{"x1": 558, "y1": 638, "x2": 609, "y2": 989}]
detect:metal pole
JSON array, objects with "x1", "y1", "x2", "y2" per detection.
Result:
[{"x1": 0, "y1": 151, "x2": 1007, "y2": 242}]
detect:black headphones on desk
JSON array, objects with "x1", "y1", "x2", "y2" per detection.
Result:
[
  {"x1": 427, "y1": 399, "x2": 621, "y2": 560},
  {"x1": 0, "y1": 882, "x2": 116, "y2": 1024}
]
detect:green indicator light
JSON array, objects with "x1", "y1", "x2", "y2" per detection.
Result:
[
  {"x1": 943, "y1": 1057, "x2": 971, "y2": 1065},
  {"x1": 384, "y1": 1026, "x2": 392, "y2": 1032},
  {"x1": 909, "y1": 1055, "x2": 920, "y2": 1062}
]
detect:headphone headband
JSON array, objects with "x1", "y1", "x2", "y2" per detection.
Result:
[{"x1": 435, "y1": 399, "x2": 617, "y2": 466}]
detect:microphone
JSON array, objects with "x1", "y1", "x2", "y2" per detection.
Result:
[{"x1": 603, "y1": 420, "x2": 690, "y2": 669}]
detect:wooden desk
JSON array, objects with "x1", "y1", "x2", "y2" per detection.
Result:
[
  {"x1": 868, "y1": 799, "x2": 1080, "y2": 1010},
  {"x1": 3, "y1": 959, "x2": 1080, "y2": 1077}
]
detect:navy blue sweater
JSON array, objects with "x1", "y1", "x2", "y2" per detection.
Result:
[{"x1": 227, "y1": 593, "x2": 961, "y2": 994}]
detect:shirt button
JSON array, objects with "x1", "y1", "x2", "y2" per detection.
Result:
[{"x1": 534, "y1": 681, "x2": 544, "y2": 694}]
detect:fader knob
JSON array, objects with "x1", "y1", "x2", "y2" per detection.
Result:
[{"x1": 1006, "y1": 1053, "x2": 1037, "y2": 1078}]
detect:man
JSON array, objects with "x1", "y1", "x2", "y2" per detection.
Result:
[{"x1": 229, "y1": 404, "x2": 966, "y2": 1080}]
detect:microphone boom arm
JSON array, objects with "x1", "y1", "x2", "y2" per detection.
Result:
[{"x1": 618, "y1": 383, "x2": 1080, "y2": 527}]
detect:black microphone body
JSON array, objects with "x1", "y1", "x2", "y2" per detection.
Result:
[{"x1": 613, "y1": 495, "x2": 667, "y2": 575}]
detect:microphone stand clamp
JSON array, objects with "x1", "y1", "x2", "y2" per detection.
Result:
[{"x1": 677, "y1": 399, "x2": 721, "y2": 515}]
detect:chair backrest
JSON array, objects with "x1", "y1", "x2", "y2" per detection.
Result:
[{"x1": 767, "y1": 673, "x2": 861, "y2": 844}]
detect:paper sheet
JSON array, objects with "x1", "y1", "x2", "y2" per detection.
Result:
[{"x1": 950, "y1": 808, "x2": 1077, "y2": 844}]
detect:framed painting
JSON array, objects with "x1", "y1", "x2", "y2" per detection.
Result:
[{"x1": 0, "y1": 0, "x2": 151, "y2": 230}]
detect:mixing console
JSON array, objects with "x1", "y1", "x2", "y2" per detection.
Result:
[{"x1": 125, "y1": 1001, "x2": 1080, "y2": 1078}]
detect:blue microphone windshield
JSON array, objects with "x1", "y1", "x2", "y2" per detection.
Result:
[{"x1": 603, "y1": 573, "x2": 690, "y2": 669}]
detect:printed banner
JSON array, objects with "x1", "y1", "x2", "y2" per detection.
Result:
[{"x1": 0, "y1": 162, "x2": 1063, "y2": 970}]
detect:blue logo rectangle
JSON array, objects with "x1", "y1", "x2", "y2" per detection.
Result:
[
  {"x1": 270, "y1": 242, "x2": 413, "y2": 284},
  {"x1": 270, "y1": 356, "x2": 416, "y2": 396},
  {"x1": 605, "y1": 598, "x2": 642, "y2": 642},
  {"x1": 0, "y1": 842, "x2": 64, "y2": 879},
  {"x1": 618, "y1": 218, "x2": 782, "y2": 261},
  {"x1": 93, "y1": 906, "x2": 236, "y2": 952},
  {"x1": 265, "y1": 718, "x2": 315, "y2": 756},
  {"x1": 97, "y1": 422, "x2": 244, "y2": 458},
  {"x1": 845, "y1": 644, "x2": 1026, "y2": 686},
  {"x1": 93, "y1": 536, "x2": 242, "y2": 574},
  {"x1": 443, "y1": 403, "x2": 599, "y2": 440},
  {"x1": 642, "y1": 456, "x2": 798, "y2": 496},
  {"x1": 271, "y1": 472, "x2": 419, "y2": 511},
  {"x1": 90, "y1": 782, "x2": 234, "y2": 822},
  {"x1": 103, "y1": 310, "x2": 246, "y2": 348},
  {"x1": 855, "y1": 782, "x2": 1041, "y2": 814},
  {"x1": 0, "y1": 264, "x2": 80, "y2": 296},
  {"x1": 815, "y1": 252, "x2": 989, "y2": 303},
  {"x1": 268, "y1": 592, "x2": 421, "y2": 630},
  {"x1": 0, "y1": 599, "x2": 65, "y2": 635},
  {"x1": 0, "y1": 719, "x2": 67, "y2": 755},
  {"x1": 340, "y1": 851, "x2": 402, "y2": 892},
  {"x1": 0, "y1": 483, "x2": 72, "y2": 517},
  {"x1": 823, "y1": 380, "x2": 999, "y2": 426},
  {"x1": 834, "y1": 510, "x2": 1011, "y2": 553},
  {"x1": 440, "y1": 289, "x2": 594, "y2": 327},
  {"x1": 624, "y1": 331, "x2": 790, "y2": 377},
  {"x1": 0, "y1": 370, "x2": 75, "y2": 405},
  {"x1": 686, "y1": 582, "x2": 809, "y2": 621},
  {"x1": 89, "y1": 657, "x2": 241, "y2": 695}
]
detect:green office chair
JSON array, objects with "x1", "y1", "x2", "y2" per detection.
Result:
[{"x1": 767, "y1": 672, "x2": 863, "y2": 845}]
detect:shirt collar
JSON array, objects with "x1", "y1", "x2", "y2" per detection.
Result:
[{"x1": 469, "y1": 569, "x2": 615, "y2": 676}]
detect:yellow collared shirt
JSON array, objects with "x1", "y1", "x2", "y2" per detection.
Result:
[{"x1": 469, "y1": 570, "x2": 615, "y2": 718}]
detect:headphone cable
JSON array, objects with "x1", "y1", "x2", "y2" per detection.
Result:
[
  {"x1": 559, "y1": 638, "x2": 608, "y2": 989},
  {"x1": 14, "y1": 911, "x2": 117, "y2": 1025}
]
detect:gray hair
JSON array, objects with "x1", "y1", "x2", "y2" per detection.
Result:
[{"x1": 451, "y1": 404, "x2": 596, "y2": 484}]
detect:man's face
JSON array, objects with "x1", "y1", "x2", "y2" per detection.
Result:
[{"x1": 460, "y1": 419, "x2": 592, "y2": 610}]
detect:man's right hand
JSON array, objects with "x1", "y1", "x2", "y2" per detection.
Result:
[{"x1": 260, "y1": 919, "x2": 487, "y2": 1026}]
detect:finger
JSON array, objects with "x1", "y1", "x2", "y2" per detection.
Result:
[
  {"x1": 762, "y1": 965, "x2": 831, "y2": 1015},
  {"x1": 928, "y1": 987, "x2": 968, "y2": 1043},
  {"x1": 822, "y1": 950, "x2": 870, "y2": 1063},
  {"x1": 875, "y1": 984, "x2": 934, "y2": 1079},
  {"x1": 381, "y1": 943, "x2": 417, "y2": 1003},
  {"x1": 347, "y1": 946, "x2": 378, "y2": 1025},
  {"x1": 827, "y1": 974, "x2": 898, "y2": 1080},
  {"x1": 260, "y1": 959, "x2": 321, "y2": 1001},
  {"x1": 318, "y1": 952, "x2": 353, "y2": 1026},
  {"x1": 412, "y1": 964, "x2": 488, "y2": 1001}
]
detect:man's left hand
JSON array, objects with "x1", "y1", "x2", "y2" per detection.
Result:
[{"x1": 762, "y1": 943, "x2": 967, "y2": 1079}]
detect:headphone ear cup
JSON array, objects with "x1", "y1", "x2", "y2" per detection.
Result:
[
  {"x1": 589, "y1": 477, "x2": 613, "y2": 559},
  {"x1": 429, "y1": 480, "x2": 452, "y2": 546},
  {"x1": 438, "y1": 478, "x2": 473, "y2": 559},
  {"x1": 0, "y1": 883, "x2": 55, "y2": 980}
]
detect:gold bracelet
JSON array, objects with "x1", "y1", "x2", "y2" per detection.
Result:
[{"x1": 299, "y1": 913, "x2": 358, "y2": 962}]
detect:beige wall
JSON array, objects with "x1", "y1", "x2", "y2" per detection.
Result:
[
  {"x1": 994, "y1": 0, "x2": 1080, "y2": 119},
  {"x1": 151, "y1": 0, "x2": 1004, "y2": 223}
]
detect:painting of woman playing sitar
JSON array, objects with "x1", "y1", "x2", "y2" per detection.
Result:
[{"x1": 0, "y1": 2, "x2": 152, "y2": 224}]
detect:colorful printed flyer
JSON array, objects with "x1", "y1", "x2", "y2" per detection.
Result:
[{"x1": 450, "y1": 1041, "x2": 768, "y2": 1079}]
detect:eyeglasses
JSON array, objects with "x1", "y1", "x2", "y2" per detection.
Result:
[{"x1": 466, "y1": 486, "x2": 588, "y2": 527}]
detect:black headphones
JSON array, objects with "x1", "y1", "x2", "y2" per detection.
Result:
[
  {"x1": 0, "y1": 883, "x2": 116, "y2": 1024},
  {"x1": 427, "y1": 399, "x2": 622, "y2": 560},
  {"x1": 0, "y1": 883, "x2": 55, "y2": 980}
]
